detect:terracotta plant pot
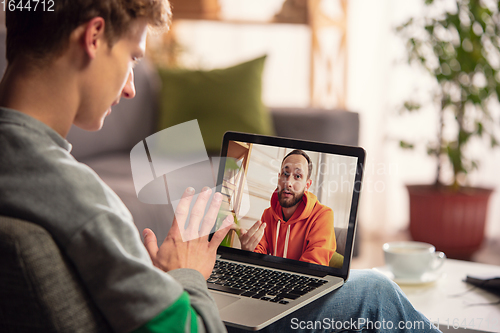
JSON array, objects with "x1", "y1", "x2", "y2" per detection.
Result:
[{"x1": 407, "y1": 185, "x2": 493, "y2": 259}]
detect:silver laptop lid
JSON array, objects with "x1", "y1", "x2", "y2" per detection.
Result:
[{"x1": 211, "y1": 132, "x2": 365, "y2": 281}]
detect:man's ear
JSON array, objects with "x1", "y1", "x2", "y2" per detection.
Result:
[
  {"x1": 83, "y1": 17, "x2": 106, "y2": 59},
  {"x1": 305, "y1": 179, "x2": 312, "y2": 192}
]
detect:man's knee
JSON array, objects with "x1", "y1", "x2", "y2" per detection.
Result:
[{"x1": 346, "y1": 269, "x2": 400, "y2": 296}]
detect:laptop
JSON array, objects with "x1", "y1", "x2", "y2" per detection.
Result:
[{"x1": 209, "y1": 132, "x2": 365, "y2": 331}]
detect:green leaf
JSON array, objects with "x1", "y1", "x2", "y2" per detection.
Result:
[
  {"x1": 492, "y1": 136, "x2": 499, "y2": 148},
  {"x1": 400, "y1": 141, "x2": 415, "y2": 149},
  {"x1": 458, "y1": 130, "x2": 472, "y2": 145},
  {"x1": 476, "y1": 122, "x2": 484, "y2": 136},
  {"x1": 495, "y1": 84, "x2": 500, "y2": 100},
  {"x1": 446, "y1": 145, "x2": 465, "y2": 176},
  {"x1": 426, "y1": 144, "x2": 440, "y2": 156},
  {"x1": 403, "y1": 101, "x2": 421, "y2": 112},
  {"x1": 396, "y1": 17, "x2": 413, "y2": 32},
  {"x1": 425, "y1": 25, "x2": 435, "y2": 35}
]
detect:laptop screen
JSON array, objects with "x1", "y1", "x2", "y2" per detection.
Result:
[{"x1": 214, "y1": 132, "x2": 365, "y2": 280}]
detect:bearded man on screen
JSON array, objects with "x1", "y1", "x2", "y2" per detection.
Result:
[{"x1": 238, "y1": 149, "x2": 336, "y2": 266}]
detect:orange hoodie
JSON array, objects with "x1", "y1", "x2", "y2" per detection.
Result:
[{"x1": 254, "y1": 191, "x2": 336, "y2": 266}]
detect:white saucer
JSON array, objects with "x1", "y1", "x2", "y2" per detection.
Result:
[{"x1": 373, "y1": 266, "x2": 444, "y2": 285}]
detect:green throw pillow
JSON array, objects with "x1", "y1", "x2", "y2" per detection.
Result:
[{"x1": 157, "y1": 56, "x2": 274, "y2": 153}]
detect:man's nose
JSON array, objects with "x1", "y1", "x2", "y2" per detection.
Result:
[{"x1": 122, "y1": 70, "x2": 136, "y2": 99}]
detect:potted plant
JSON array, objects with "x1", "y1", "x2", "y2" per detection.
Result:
[{"x1": 396, "y1": 0, "x2": 499, "y2": 258}]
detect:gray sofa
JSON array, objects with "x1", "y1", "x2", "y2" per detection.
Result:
[{"x1": 65, "y1": 60, "x2": 360, "y2": 254}]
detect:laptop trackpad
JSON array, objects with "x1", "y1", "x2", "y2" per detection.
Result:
[{"x1": 211, "y1": 293, "x2": 240, "y2": 310}]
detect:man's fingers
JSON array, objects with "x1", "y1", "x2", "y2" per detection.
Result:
[
  {"x1": 199, "y1": 192, "x2": 224, "y2": 238},
  {"x1": 184, "y1": 187, "x2": 212, "y2": 238},
  {"x1": 230, "y1": 223, "x2": 242, "y2": 231},
  {"x1": 247, "y1": 220, "x2": 262, "y2": 235},
  {"x1": 170, "y1": 187, "x2": 196, "y2": 239},
  {"x1": 248, "y1": 223, "x2": 266, "y2": 250},
  {"x1": 209, "y1": 214, "x2": 234, "y2": 250},
  {"x1": 143, "y1": 228, "x2": 159, "y2": 262},
  {"x1": 243, "y1": 220, "x2": 263, "y2": 240}
]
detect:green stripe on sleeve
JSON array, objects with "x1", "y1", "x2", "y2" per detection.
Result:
[
  {"x1": 132, "y1": 292, "x2": 198, "y2": 333},
  {"x1": 190, "y1": 306, "x2": 198, "y2": 333}
]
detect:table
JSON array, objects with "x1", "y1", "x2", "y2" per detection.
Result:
[{"x1": 396, "y1": 259, "x2": 500, "y2": 332}]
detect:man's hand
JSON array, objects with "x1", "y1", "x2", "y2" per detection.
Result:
[
  {"x1": 236, "y1": 220, "x2": 266, "y2": 252},
  {"x1": 142, "y1": 187, "x2": 234, "y2": 279}
]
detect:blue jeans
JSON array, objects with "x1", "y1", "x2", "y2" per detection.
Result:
[{"x1": 227, "y1": 270, "x2": 441, "y2": 332}]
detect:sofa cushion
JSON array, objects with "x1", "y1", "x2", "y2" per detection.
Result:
[
  {"x1": 157, "y1": 56, "x2": 274, "y2": 153},
  {"x1": 271, "y1": 107, "x2": 359, "y2": 146}
]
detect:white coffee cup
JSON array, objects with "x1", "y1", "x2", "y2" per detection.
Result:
[{"x1": 383, "y1": 241, "x2": 446, "y2": 279}]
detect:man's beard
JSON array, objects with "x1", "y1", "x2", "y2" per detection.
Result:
[{"x1": 278, "y1": 188, "x2": 305, "y2": 208}]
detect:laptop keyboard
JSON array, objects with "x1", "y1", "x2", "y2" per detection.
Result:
[{"x1": 207, "y1": 260, "x2": 328, "y2": 304}]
